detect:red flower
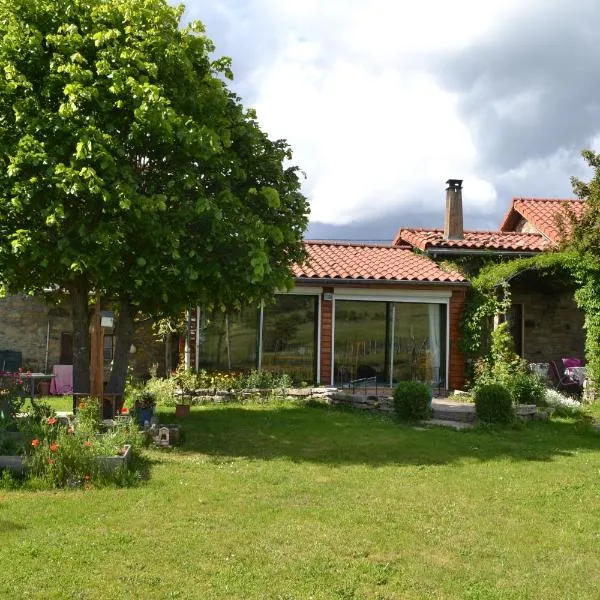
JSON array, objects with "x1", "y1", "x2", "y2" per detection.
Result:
[
  {"x1": 121, "y1": 406, "x2": 128, "y2": 414},
  {"x1": 84, "y1": 475, "x2": 91, "y2": 481},
  {"x1": 47, "y1": 458, "x2": 54, "y2": 465},
  {"x1": 49, "y1": 443, "x2": 59, "y2": 452},
  {"x1": 31, "y1": 438, "x2": 40, "y2": 448},
  {"x1": 84, "y1": 441, "x2": 92, "y2": 448},
  {"x1": 47, "y1": 417, "x2": 57, "y2": 425}
]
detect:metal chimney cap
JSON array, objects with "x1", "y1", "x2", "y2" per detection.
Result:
[{"x1": 446, "y1": 179, "x2": 463, "y2": 190}]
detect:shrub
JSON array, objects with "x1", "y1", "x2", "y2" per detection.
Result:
[
  {"x1": 474, "y1": 383, "x2": 514, "y2": 424},
  {"x1": 143, "y1": 376, "x2": 177, "y2": 406},
  {"x1": 503, "y1": 371, "x2": 545, "y2": 406},
  {"x1": 393, "y1": 381, "x2": 432, "y2": 420}
]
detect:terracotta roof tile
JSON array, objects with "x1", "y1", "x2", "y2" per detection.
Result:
[
  {"x1": 294, "y1": 241, "x2": 466, "y2": 283},
  {"x1": 500, "y1": 198, "x2": 586, "y2": 242},
  {"x1": 395, "y1": 228, "x2": 550, "y2": 252}
]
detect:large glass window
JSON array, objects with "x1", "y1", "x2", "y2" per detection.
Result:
[
  {"x1": 334, "y1": 300, "x2": 389, "y2": 385},
  {"x1": 262, "y1": 295, "x2": 318, "y2": 382},
  {"x1": 196, "y1": 295, "x2": 319, "y2": 382},
  {"x1": 198, "y1": 307, "x2": 259, "y2": 372}
]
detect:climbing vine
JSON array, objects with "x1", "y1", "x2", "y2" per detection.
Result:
[{"x1": 459, "y1": 251, "x2": 581, "y2": 384}]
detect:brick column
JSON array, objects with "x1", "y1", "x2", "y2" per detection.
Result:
[
  {"x1": 319, "y1": 288, "x2": 334, "y2": 385},
  {"x1": 448, "y1": 288, "x2": 467, "y2": 390}
]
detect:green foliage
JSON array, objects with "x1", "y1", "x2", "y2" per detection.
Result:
[
  {"x1": 474, "y1": 383, "x2": 514, "y2": 424},
  {"x1": 460, "y1": 252, "x2": 579, "y2": 376},
  {"x1": 503, "y1": 371, "x2": 546, "y2": 406},
  {"x1": 473, "y1": 323, "x2": 545, "y2": 406},
  {"x1": 392, "y1": 381, "x2": 432, "y2": 420},
  {"x1": 0, "y1": 0, "x2": 309, "y2": 393}
]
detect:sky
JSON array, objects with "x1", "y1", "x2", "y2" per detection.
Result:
[{"x1": 182, "y1": 0, "x2": 600, "y2": 241}]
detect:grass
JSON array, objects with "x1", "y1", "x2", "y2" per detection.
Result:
[{"x1": 2, "y1": 401, "x2": 600, "y2": 599}]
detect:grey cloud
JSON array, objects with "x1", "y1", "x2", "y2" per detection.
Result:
[
  {"x1": 434, "y1": 0, "x2": 600, "y2": 175},
  {"x1": 306, "y1": 196, "x2": 500, "y2": 242}
]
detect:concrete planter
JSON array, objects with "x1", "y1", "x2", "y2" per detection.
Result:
[
  {"x1": 1, "y1": 444, "x2": 133, "y2": 475},
  {"x1": 0, "y1": 455, "x2": 25, "y2": 472},
  {"x1": 96, "y1": 444, "x2": 132, "y2": 473}
]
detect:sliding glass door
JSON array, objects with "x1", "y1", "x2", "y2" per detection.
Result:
[{"x1": 334, "y1": 299, "x2": 447, "y2": 387}]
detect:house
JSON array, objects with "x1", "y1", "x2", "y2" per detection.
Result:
[
  {"x1": 395, "y1": 181, "x2": 585, "y2": 366},
  {"x1": 0, "y1": 181, "x2": 583, "y2": 392}
]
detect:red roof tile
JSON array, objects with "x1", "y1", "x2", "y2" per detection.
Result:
[
  {"x1": 294, "y1": 241, "x2": 466, "y2": 283},
  {"x1": 395, "y1": 228, "x2": 550, "y2": 252},
  {"x1": 500, "y1": 198, "x2": 586, "y2": 242}
]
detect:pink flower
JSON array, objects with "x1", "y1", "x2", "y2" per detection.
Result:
[
  {"x1": 31, "y1": 439, "x2": 40, "y2": 448},
  {"x1": 49, "y1": 443, "x2": 59, "y2": 452}
]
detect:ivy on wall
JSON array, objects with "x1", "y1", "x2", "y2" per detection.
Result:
[{"x1": 458, "y1": 251, "x2": 583, "y2": 384}]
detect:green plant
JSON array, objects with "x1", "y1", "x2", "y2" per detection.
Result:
[
  {"x1": 474, "y1": 383, "x2": 514, "y2": 424},
  {"x1": 142, "y1": 376, "x2": 177, "y2": 407},
  {"x1": 392, "y1": 381, "x2": 432, "y2": 420},
  {"x1": 504, "y1": 371, "x2": 546, "y2": 406}
]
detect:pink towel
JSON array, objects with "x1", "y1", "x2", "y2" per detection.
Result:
[{"x1": 50, "y1": 365, "x2": 73, "y2": 395}]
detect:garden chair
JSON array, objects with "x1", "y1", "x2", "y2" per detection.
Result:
[{"x1": 548, "y1": 360, "x2": 582, "y2": 396}]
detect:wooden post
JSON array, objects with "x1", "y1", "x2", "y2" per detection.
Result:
[{"x1": 90, "y1": 299, "x2": 104, "y2": 400}]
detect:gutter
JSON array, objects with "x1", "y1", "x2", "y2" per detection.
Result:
[
  {"x1": 428, "y1": 248, "x2": 541, "y2": 258},
  {"x1": 294, "y1": 277, "x2": 470, "y2": 287}
]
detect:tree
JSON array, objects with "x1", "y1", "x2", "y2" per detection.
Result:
[
  {"x1": 0, "y1": 0, "x2": 309, "y2": 393},
  {"x1": 565, "y1": 149, "x2": 600, "y2": 388}
]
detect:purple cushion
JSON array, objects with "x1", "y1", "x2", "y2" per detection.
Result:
[{"x1": 562, "y1": 357, "x2": 582, "y2": 368}]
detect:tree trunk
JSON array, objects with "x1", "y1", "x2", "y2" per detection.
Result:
[
  {"x1": 70, "y1": 278, "x2": 91, "y2": 394},
  {"x1": 106, "y1": 297, "x2": 135, "y2": 396}
]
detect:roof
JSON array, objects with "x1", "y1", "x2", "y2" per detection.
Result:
[
  {"x1": 394, "y1": 228, "x2": 550, "y2": 253},
  {"x1": 500, "y1": 198, "x2": 586, "y2": 242},
  {"x1": 294, "y1": 241, "x2": 466, "y2": 283}
]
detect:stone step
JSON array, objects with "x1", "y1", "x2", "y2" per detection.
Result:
[{"x1": 431, "y1": 407, "x2": 476, "y2": 423}]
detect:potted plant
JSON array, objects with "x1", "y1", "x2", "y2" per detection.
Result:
[
  {"x1": 131, "y1": 390, "x2": 156, "y2": 426},
  {"x1": 172, "y1": 365, "x2": 196, "y2": 418}
]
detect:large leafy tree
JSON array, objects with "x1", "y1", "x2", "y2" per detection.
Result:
[{"x1": 0, "y1": 0, "x2": 309, "y2": 393}]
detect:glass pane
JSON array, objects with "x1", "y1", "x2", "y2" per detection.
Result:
[
  {"x1": 334, "y1": 300, "x2": 388, "y2": 385},
  {"x1": 262, "y1": 295, "x2": 317, "y2": 382},
  {"x1": 198, "y1": 307, "x2": 258, "y2": 372},
  {"x1": 393, "y1": 303, "x2": 443, "y2": 385}
]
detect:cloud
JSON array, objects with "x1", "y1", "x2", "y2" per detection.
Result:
[{"x1": 183, "y1": 0, "x2": 595, "y2": 236}]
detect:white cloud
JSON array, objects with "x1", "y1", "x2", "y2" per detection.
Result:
[{"x1": 184, "y1": 0, "x2": 551, "y2": 227}]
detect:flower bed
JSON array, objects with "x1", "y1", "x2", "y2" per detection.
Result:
[{"x1": 0, "y1": 397, "x2": 144, "y2": 488}]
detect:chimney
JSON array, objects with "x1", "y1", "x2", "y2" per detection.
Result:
[{"x1": 443, "y1": 179, "x2": 464, "y2": 240}]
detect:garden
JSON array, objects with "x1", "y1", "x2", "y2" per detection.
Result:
[{"x1": 1, "y1": 390, "x2": 600, "y2": 599}]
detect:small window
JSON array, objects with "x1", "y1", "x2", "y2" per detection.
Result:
[{"x1": 103, "y1": 334, "x2": 114, "y2": 363}]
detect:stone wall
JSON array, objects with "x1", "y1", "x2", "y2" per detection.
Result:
[
  {"x1": 0, "y1": 293, "x2": 165, "y2": 378},
  {"x1": 0, "y1": 294, "x2": 72, "y2": 372},
  {"x1": 511, "y1": 290, "x2": 585, "y2": 363}
]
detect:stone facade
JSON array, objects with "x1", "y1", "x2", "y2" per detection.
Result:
[
  {"x1": 0, "y1": 293, "x2": 165, "y2": 378},
  {"x1": 0, "y1": 294, "x2": 71, "y2": 372},
  {"x1": 511, "y1": 289, "x2": 585, "y2": 363}
]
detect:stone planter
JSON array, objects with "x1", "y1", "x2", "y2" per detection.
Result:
[
  {"x1": 0, "y1": 455, "x2": 25, "y2": 473},
  {"x1": 96, "y1": 444, "x2": 132, "y2": 473}
]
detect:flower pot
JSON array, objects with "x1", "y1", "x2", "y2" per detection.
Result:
[
  {"x1": 37, "y1": 381, "x2": 51, "y2": 397},
  {"x1": 175, "y1": 404, "x2": 190, "y2": 418}
]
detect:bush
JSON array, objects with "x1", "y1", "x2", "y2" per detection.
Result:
[
  {"x1": 474, "y1": 383, "x2": 514, "y2": 424},
  {"x1": 143, "y1": 376, "x2": 177, "y2": 407},
  {"x1": 393, "y1": 381, "x2": 432, "y2": 420},
  {"x1": 503, "y1": 371, "x2": 545, "y2": 406}
]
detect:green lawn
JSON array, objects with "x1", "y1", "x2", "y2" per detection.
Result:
[{"x1": 2, "y1": 401, "x2": 600, "y2": 599}]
